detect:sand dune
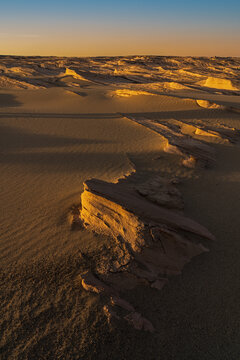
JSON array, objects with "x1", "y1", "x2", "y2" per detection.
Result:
[{"x1": 0, "y1": 55, "x2": 240, "y2": 359}]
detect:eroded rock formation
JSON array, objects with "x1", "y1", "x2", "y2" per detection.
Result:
[
  {"x1": 76, "y1": 176, "x2": 214, "y2": 331},
  {"x1": 75, "y1": 113, "x2": 239, "y2": 332},
  {"x1": 121, "y1": 114, "x2": 239, "y2": 167}
]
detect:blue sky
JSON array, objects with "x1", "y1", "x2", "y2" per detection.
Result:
[{"x1": 0, "y1": 0, "x2": 239, "y2": 56}]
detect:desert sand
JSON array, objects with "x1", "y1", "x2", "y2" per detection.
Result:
[{"x1": 0, "y1": 56, "x2": 240, "y2": 359}]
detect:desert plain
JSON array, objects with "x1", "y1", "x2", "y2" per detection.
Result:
[{"x1": 0, "y1": 55, "x2": 240, "y2": 359}]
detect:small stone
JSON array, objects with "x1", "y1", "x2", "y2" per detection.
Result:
[{"x1": 182, "y1": 156, "x2": 197, "y2": 168}]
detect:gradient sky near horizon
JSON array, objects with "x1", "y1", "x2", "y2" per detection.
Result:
[{"x1": 0, "y1": 0, "x2": 240, "y2": 57}]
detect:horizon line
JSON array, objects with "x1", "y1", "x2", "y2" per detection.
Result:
[{"x1": 1, "y1": 53, "x2": 240, "y2": 59}]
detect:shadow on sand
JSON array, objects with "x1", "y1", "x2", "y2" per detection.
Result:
[
  {"x1": 0, "y1": 123, "x2": 113, "y2": 153},
  {"x1": 0, "y1": 93, "x2": 22, "y2": 108}
]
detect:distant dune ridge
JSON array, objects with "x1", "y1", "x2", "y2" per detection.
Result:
[
  {"x1": 0, "y1": 55, "x2": 240, "y2": 94},
  {"x1": 0, "y1": 55, "x2": 240, "y2": 359}
]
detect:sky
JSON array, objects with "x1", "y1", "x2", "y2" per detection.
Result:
[{"x1": 0, "y1": 0, "x2": 240, "y2": 57}]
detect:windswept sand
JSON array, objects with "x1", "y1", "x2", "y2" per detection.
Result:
[{"x1": 0, "y1": 56, "x2": 240, "y2": 360}]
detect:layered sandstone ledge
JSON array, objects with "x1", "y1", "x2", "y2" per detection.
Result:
[{"x1": 77, "y1": 176, "x2": 213, "y2": 331}]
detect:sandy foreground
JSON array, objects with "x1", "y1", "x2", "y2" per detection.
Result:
[{"x1": 0, "y1": 56, "x2": 240, "y2": 359}]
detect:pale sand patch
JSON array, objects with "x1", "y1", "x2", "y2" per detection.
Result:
[
  {"x1": 196, "y1": 99, "x2": 223, "y2": 109},
  {"x1": 200, "y1": 77, "x2": 239, "y2": 91},
  {"x1": 163, "y1": 82, "x2": 190, "y2": 90},
  {"x1": 112, "y1": 89, "x2": 155, "y2": 97}
]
